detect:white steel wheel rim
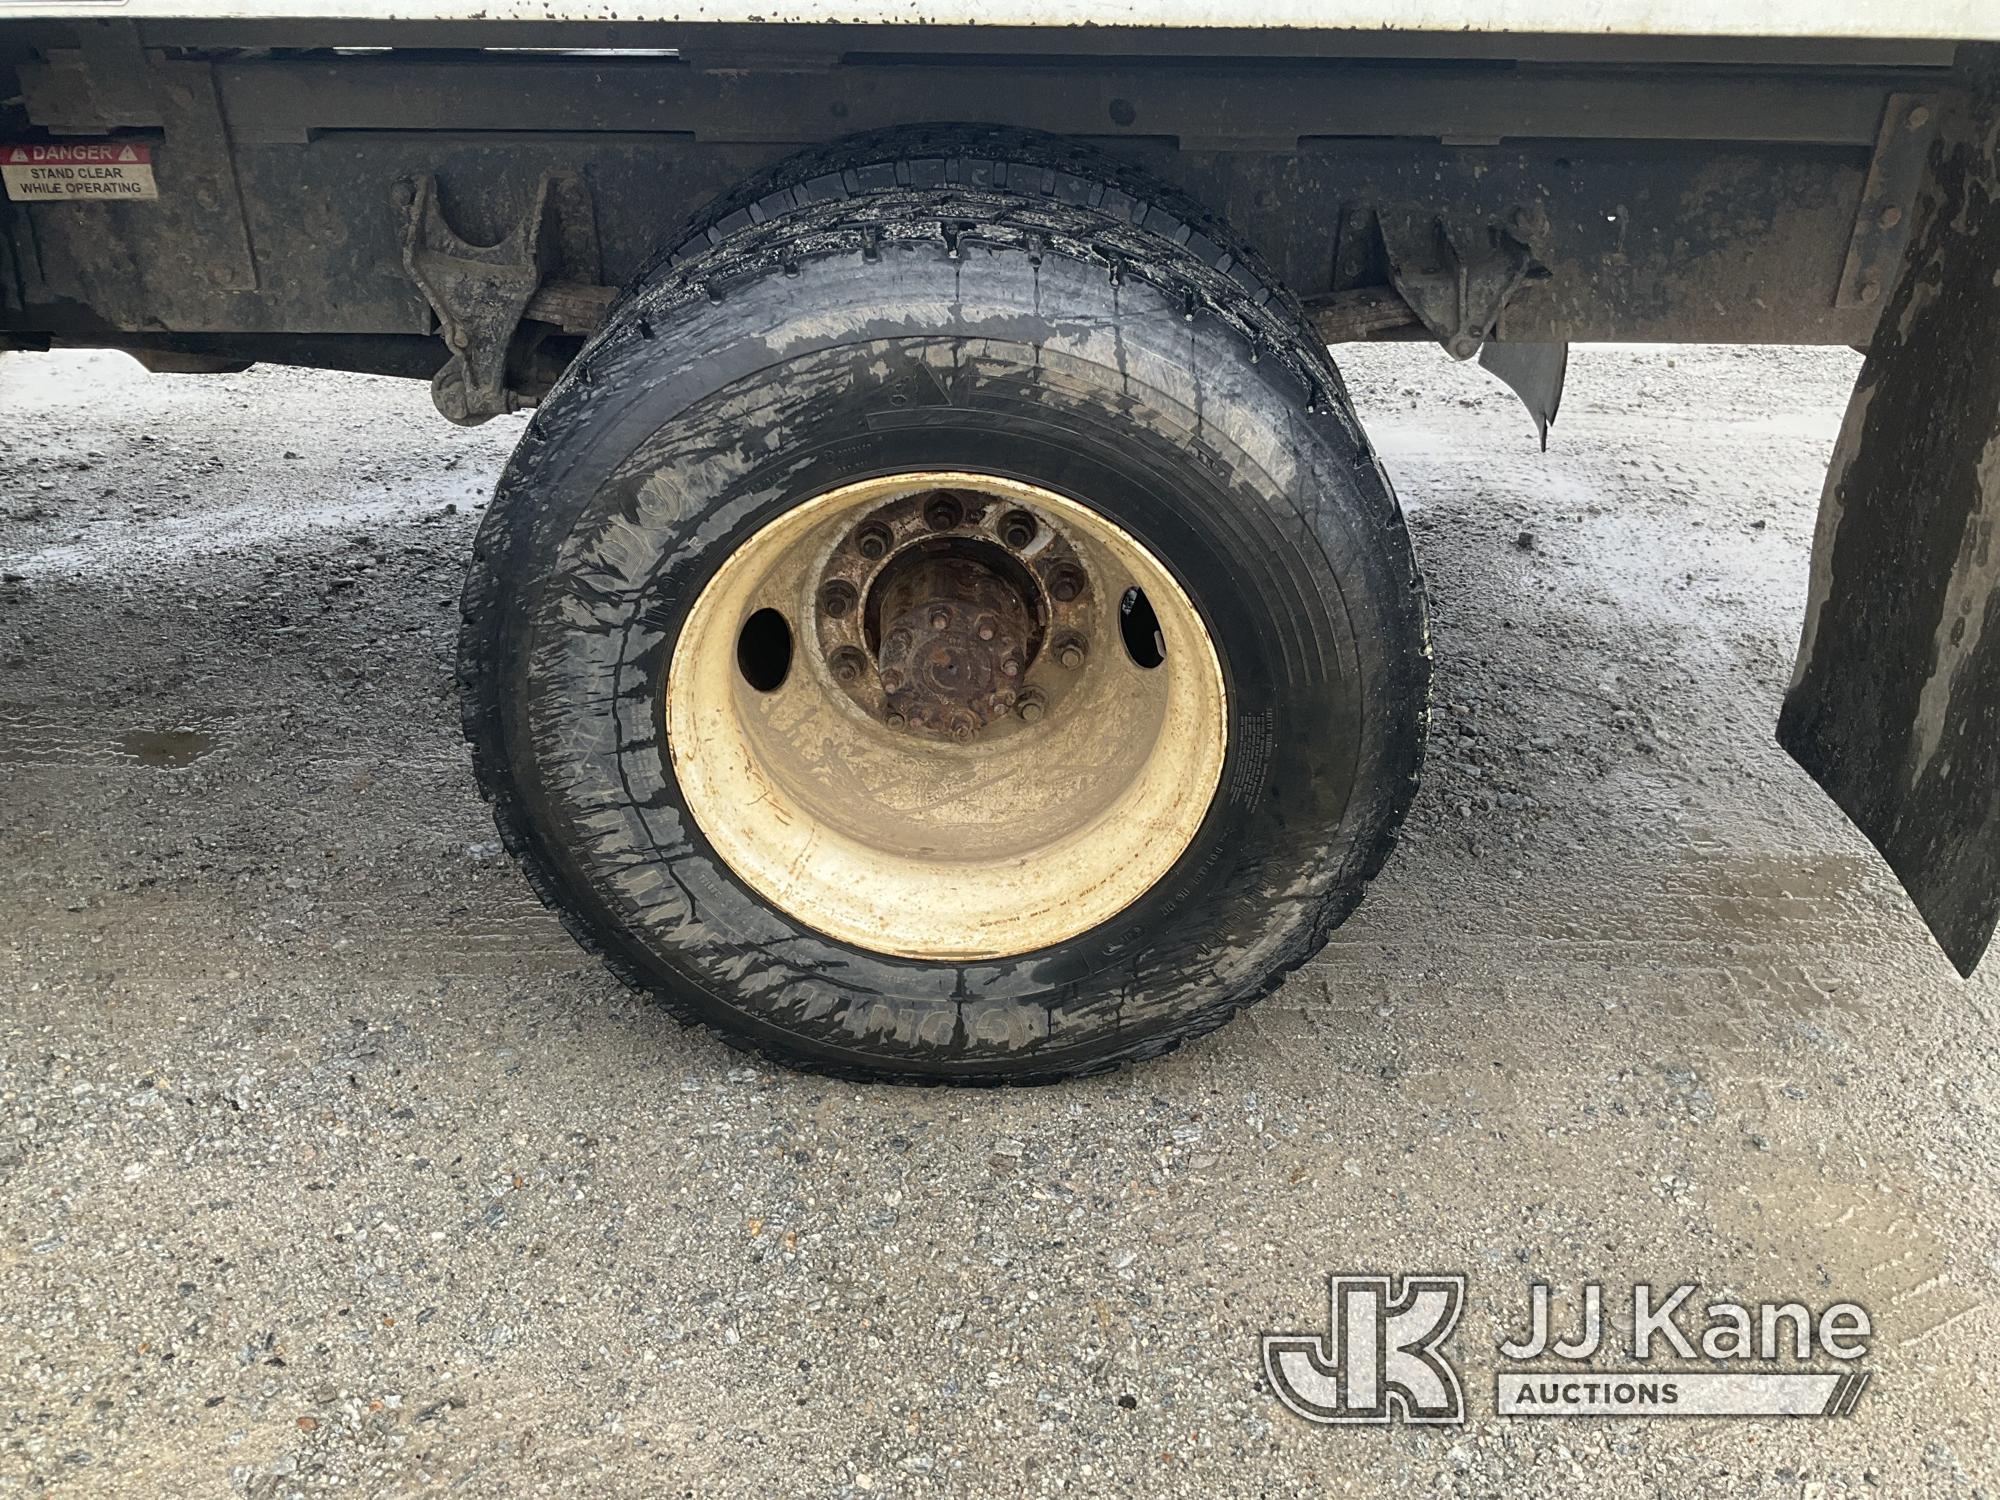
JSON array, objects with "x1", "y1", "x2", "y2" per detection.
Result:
[{"x1": 665, "y1": 472, "x2": 1227, "y2": 961}]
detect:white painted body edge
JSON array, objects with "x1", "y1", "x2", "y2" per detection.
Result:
[{"x1": 0, "y1": 0, "x2": 1992, "y2": 43}]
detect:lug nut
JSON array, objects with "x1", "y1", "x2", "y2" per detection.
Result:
[
  {"x1": 885, "y1": 711, "x2": 906, "y2": 729},
  {"x1": 829, "y1": 646, "x2": 867, "y2": 683},
  {"x1": 880, "y1": 667, "x2": 904, "y2": 692},
  {"x1": 923, "y1": 494, "x2": 963, "y2": 531},
  {"x1": 820, "y1": 579, "x2": 858, "y2": 618},
  {"x1": 854, "y1": 522, "x2": 893, "y2": 560},
  {"x1": 1016, "y1": 690, "x2": 1046, "y2": 724},
  {"x1": 1000, "y1": 509, "x2": 1038, "y2": 549},
  {"x1": 974, "y1": 614, "x2": 999, "y2": 641},
  {"x1": 1000, "y1": 656, "x2": 1021, "y2": 679},
  {"x1": 1048, "y1": 564, "x2": 1085, "y2": 603},
  {"x1": 929, "y1": 608, "x2": 952, "y2": 631},
  {"x1": 1056, "y1": 634, "x2": 1087, "y2": 669}
]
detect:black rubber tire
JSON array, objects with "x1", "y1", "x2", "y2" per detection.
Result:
[{"x1": 459, "y1": 126, "x2": 1429, "y2": 1084}]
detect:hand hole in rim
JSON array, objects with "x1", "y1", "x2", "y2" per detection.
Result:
[
  {"x1": 1120, "y1": 586, "x2": 1166, "y2": 669},
  {"x1": 736, "y1": 607, "x2": 794, "y2": 692}
]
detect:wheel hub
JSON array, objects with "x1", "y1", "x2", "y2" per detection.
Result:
[
  {"x1": 813, "y1": 488, "x2": 1094, "y2": 741},
  {"x1": 876, "y1": 548, "x2": 1036, "y2": 740}
]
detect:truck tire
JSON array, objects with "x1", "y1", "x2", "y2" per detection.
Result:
[{"x1": 458, "y1": 126, "x2": 1429, "y2": 1083}]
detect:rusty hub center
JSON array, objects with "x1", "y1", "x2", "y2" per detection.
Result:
[
  {"x1": 874, "y1": 547, "x2": 1038, "y2": 741},
  {"x1": 813, "y1": 487, "x2": 1096, "y2": 740}
]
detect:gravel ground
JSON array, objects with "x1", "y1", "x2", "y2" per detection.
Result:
[{"x1": 0, "y1": 343, "x2": 1995, "y2": 1498}]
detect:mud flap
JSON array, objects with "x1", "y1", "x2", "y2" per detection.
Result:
[
  {"x1": 1479, "y1": 341, "x2": 1568, "y2": 450},
  {"x1": 1779, "y1": 52, "x2": 2000, "y2": 977}
]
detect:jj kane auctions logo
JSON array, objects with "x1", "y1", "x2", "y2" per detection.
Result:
[{"x1": 1264, "y1": 1275, "x2": 1872, "y2": 1425}]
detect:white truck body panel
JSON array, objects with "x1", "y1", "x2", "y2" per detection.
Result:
[{"x1": 0, "y1": 0, "x2": 1993, "y2": 42}]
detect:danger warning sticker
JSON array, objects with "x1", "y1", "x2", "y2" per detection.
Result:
[{"x1": 1, "y1": 143, "x2": 157, "y2": 203}]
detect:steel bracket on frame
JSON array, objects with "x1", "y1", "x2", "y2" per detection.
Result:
[
  {"x1": 1377, "y1": 210, "x2": 1549, "y2": 361},
  {"x1": 396, "y1": 173, "x2": 569, "y2": 426}
]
